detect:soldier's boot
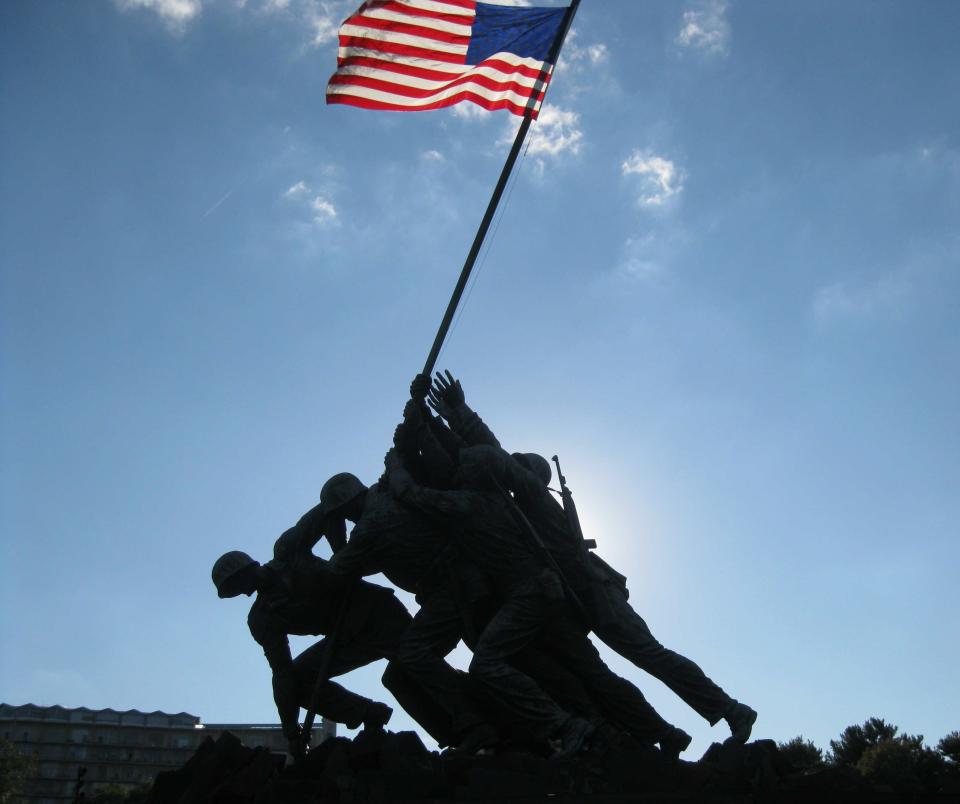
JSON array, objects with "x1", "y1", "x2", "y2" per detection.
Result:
[
  {"x1": 552, "y1": 716, "x2": 596, "y2": 759},
  {"x1": 659, "y1": 726, "x2": 692, "y2": 760},
  {"x1": 722, "y1": 701, "x2": 757, "y2": 744},
  {"x1": 362, "y1": 701, "x2": 393, "y2": 731}
]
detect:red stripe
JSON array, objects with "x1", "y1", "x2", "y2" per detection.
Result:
[
  {"x1": 338, "y1": 34, "x2": 467, "y2": 64},
  {"x1": 327, "y1": 90, "x2": 541, "y2": 119},
  {"x1": 336, "y1": 54, "x2": 547, "y2": 84},
  {"x1": 328, "y1": 71, "x2": 548, "y2": 102},
  {"x1": 362, "y1": 0, "x2": 474, "y2": 26},
  {"x1": 350, "y1": 14, "x2": 470, "y2": 47}
]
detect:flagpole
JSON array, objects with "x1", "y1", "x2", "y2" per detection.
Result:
[{"x1": 421, "y1": 0, "x2": 583, "y2": 377}]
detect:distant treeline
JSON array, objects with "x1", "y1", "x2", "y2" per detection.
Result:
[{"x1": 778, "y1": 717, "x2": 959, "y2": 792}]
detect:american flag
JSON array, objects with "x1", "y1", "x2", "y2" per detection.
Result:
[{"x1": 326, "y1": 1, "x2": 569, "y2": 118}]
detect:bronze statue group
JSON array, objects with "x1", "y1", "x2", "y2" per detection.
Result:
[{"x1": 211, "y1": 373, "x2": 757, "y2": 762}]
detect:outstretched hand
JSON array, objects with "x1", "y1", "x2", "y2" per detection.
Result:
[{"x1": 431, "y1": 369, "x2": 465, "y2": 408}]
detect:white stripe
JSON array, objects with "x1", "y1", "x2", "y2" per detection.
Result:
[
  {"x1": 391, "y1": 0, "x2": 475, "y2": 17},
  {"x1": 334, "y1": 63, "x2": 547, "y2": 92},
  {"x1": 358, "y1": 7, "x2": 472, "y2": 38},
  {"x1": 327, "y1": 80, "x2": 542, "y2": 109},
  {"x1": 339, "y1": 23, "x2": 469, "y2": 56},
  {"x1": 338, "y1": 47, "x2": 553, "y2": 75}
]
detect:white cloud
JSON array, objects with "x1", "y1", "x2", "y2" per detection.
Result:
[
  {"x1": 284, "y1": 180, "x2": 310, "y2": 197},
  {"x1": 622, "y1": 151, "x2": 685, "y2": 207},
  {"x1": 311, "y1": 196, "x2": 338, "y2": 223},
  {"x1": 421, "y1": 150, "x2": 445, "y2": 162},
  {"x1": 615, "y1": 229, "x2": 689, "y2": 284},
  {"x1": 451, "y1": 103, "x2": 493, "y2": 122},
  {"x1": 524, "y1": 106, "x2": 583, "y2": 159},
  {"x1": 676, "y1": 0, "x2": 730, "y2": 56},
  {"x1": 552, "y1": 30, "x2": 611, "y2": 97},
  {"x1": 114, "y1": 0, "x2": 202, "y2": 29}
]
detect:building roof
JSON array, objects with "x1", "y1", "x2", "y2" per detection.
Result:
[{"x1": 0, "y1": 703, "x2": 200, "y2": 728}]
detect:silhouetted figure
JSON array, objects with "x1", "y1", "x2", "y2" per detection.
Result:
[
  {"x1": 211, "y1": 535, "x2": 430, "y2": 760},
  {"x1": 427, "y1": 371, "x2": 757, "y2": 746},
  {"x1": 318, "y1": 462, "x2": 493, "y2": 751}
]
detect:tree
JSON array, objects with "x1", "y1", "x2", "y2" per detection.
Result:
[
  {"x1": 777, "y1": 736, "x2": 824, "y2": 772},
  {"x1": 938, "y1": 731, "x2": 960, "y2": 766},
  {"x1": 0, "y1": 740, "x2": 36, "y2": 804},
  {"x1": 829, "y1": 717, "x2": 899, "y2": 767},
  {"x1": 856, "y1": 734, "x2": 945, "y2": 792}
]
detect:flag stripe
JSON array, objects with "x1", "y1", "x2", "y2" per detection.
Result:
[
  {"x1": 350, "y1": 13, "x2": 472, "y2": 45},
  {"x1": 327, "y1": 75, "x2": 546, "y2": 111},
  {"x1": 359, "y1": 6, "x2": 473, "y2": 36},
  {"x1": 336, "y1": 53, "x2": 551, "y2": 82},
  {"x1": 338, "y1": 34, "x2": 468, "y2": 64},
  {"x1": 328, "y1": 89, "x2": 538, "y2": 118},
  {"x1": 328, "y1": 68, "x2": 548, "y2": 100},
  {"x1": 373, "y1": 2, "x2": 473, "y2": 25},
  {"x1": 339, "y1": 24, "x2": 469, "y2": 56}
]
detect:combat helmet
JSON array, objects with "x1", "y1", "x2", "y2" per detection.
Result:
[
  {"x1": 320, "y1": 472, "x2": 367, "y2": 515},
  {"x1": 211, "y1": 550, "x2": 257, "y2": 598},
  {"x1": 512, "y1": 452, "x2": 552, "y2": 486}
]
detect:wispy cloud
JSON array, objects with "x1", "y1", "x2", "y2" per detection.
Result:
[
  {"x1": 114, "y1": 0, "x2": 202, "y2": 30},
  {"x1": 526, "y1": 106, "x2": 583, "y2": 159},
  {"x1": 451, "y1": 103, "x2": 494, "y2": 122},
  {"x1": 202, "y1": 188, "x2": 235, "y2": 218},
  {"x1": 311, "y1": 196, "x2": 338, "y2": 223},
  {"x1": 495, "y1": 105, "x2": 583, "y2": 175},
  {"x1": 811, "y1": 278, "x2": 906, "y2": 323},
  {"x1": 556, "y1": 29, "x2": 609, "y2": 80},
  {"x1": 615, "y1": 228, "x2": 689, "y2": 285},
  {"x1": 676, "y1": 0, "x2": 730, "y2": 57},
  {"x1": 421, "y1": 150, "x2": 445, "y2": 162},
  {"x1": 284, "y1": 180, "x2": 310, "y2": 197},
  {"x1": 622, "y1": 151, "x2": 685, "y2": 207},
  {"x1": 283, "y1": 179, "x2": 338, "y2": 226}
]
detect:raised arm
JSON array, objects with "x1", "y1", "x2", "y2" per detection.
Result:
[
  {"x1": 386, "y1": 448, "x2": 476, "y2": 520},
  {"x1": 428, "y1": 370, "x2": 502, "y2": 449}
]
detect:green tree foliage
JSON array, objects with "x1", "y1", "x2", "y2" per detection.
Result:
[
  {"x1": 0, "y1": 740, "x2": 36, "y2": 804},
  {"x1": 829, "y1": 717, "x2": 899, "y2": 767},
  {"x1": 856, "y1": 735, "x2": 945, "y2": 792},
  {"x1": 87, "y1": 782, "x2": 151, "y2": 804},
  {"x1": 938, "y1": 732, "x2": 960, "y2": 766},
  {"x1": 777, "y1": 736, "x2": 824, "y2": 772}
]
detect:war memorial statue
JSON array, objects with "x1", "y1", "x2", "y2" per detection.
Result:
[{"x1": 211, "y1": 372, "x2": 757, "y2": 764}]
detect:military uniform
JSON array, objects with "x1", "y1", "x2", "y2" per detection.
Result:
[
  {"x1": 325, "y1": 484, "x2": 486, "y2": 746},
  {"x1": 247, "y1": 528, "x2": 411, "y2": 741}
]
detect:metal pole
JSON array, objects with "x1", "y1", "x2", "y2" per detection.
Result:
[{"x1": 422, "y1": 0, "x2": 583, "y2": 376}]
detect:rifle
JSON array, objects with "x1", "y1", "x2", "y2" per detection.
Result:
[
  {"x1": 552, "y1": 455, "x2": 596, "y2": 551},
  {"x1": 300, "y1": 588, "x2": 352, "y2": 757},
  {"x1": 551, "y1": 455, "x2": 627, "y2": 613}
]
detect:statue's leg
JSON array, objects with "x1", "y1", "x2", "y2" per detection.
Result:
[
  {"x1": 393, "y1": 587, "x2": 490, "y2": 745},
  {"x1": 595, "y1": 586, "x2": 734, "y2": 724}
]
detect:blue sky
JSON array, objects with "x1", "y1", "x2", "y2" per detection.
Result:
[{"x1": 2, "y1": 0, "x2": 958, "y2": 757}]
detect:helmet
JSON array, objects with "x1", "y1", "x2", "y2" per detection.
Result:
[
  {"x1": 320, "y1": 472, "x2": 367, "y2": 515},
  {"x1": 512, "y1": 453, "x2": 552, "y2": 486},
  {"x1": 211, "y1": 550, "x2": 257, "y2": 597}
]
